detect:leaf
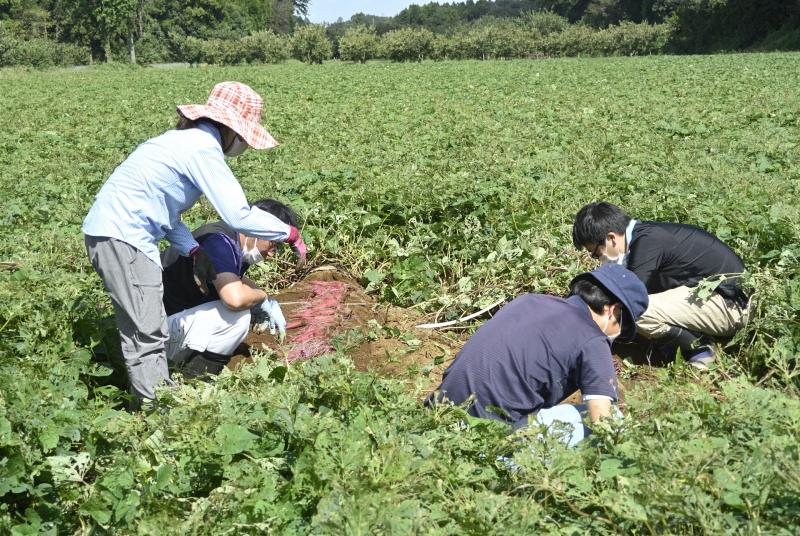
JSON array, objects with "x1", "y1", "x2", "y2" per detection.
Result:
[
  {"x1": 213, "y1": 424, "x2": 258, "y2": 455},
  {"x1": 39, "y1": 428, "x2": 59, "y2": 451},
  {"x1": 269, "y1": 365, "x2": 288, "y2": 382},
  {"x1": 0, "y1": 417, "x2": 20, "y2": 447},
  {"x1": 80, "y1": 494, "x2": 112, "y2": 526},
  {"x1": 154, "y1": 464, "x2": 173, "y2": 491},
  {"x1": 722, "y1": 491, "x2": 745, "y2": 508},
  {"x1": 47, "y1": 452, "x2": 91, "y2": 484},
  {"x1": 598, "y1": 458, "x2": 624, "y2": 479},
  {"x1": 85, "y1": 363, "x2": 114, "y2": 377},
  {"x1": 363, "y1": 269, "x2": 384, "y2": 284}
]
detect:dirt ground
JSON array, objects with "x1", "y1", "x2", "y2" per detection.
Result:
[
  {"x1": 227, "y1": 266, "x2": 660, "y2": 404},
  {"x1": 227, "y1": 266, "x2": 466, "y2": 393}
]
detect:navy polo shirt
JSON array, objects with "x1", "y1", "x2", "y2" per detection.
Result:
[
  {"x1": 162, "y1": 227, "x2": 249, "y2": 316},
  {"x1": 432, "y1": 294, "x2": 618, "y2": 429}
]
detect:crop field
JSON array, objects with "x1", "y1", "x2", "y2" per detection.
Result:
[{"x1": 1, "y1": 54, "x2": 799, "y2": 533}]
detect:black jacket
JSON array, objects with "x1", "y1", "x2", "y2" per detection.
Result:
[{"x1": 627, "y1": 221, "x2": 748, "y2": 307}]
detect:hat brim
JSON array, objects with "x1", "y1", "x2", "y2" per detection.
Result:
[{"x1": 177, "y1": 104, "x2": 278, "y2": 150}]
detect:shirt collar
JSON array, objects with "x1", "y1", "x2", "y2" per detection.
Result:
[
  {"x1": 624, "y1": 219, "x2": 637, "y2": 251},
  {"x1": 196, "y1": 120, "x2": 222, "y2": 146},
  {"x1": 566, "y1": 294, "x2": 609, "y2": 338},
  {"x1": 566, "y1": 295, "x2": 593, "y2": 322},
  {"x1": 622, "y1": 219, "x2": 637, "y2": 267}
]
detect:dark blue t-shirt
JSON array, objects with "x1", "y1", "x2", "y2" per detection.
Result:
[
  {"x1": 161, "y1": 226, "x2": 249, "y2": 316},
  {"x1": 432, "y1": 294, "x2": 618, "y2": 429}
]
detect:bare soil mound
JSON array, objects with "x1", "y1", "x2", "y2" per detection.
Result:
[{"x1": 227, "y1": 266, "x2": 466, "y2": 391}]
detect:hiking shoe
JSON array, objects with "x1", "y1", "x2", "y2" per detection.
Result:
[
  {"x1": 181, "y1": 353, "x2": 227, "y2": 379},
  {"x1": 687, "y1": 346, "x2": 715, "y2": 370}
]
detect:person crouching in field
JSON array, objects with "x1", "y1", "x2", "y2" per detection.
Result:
[
  {"x1": 427, "y1": 264, "x2": 648, "y2": 446},
  {"x1": 83, "y1": 82, "x2": 307, "y2": 408},
  {"x1": 160, "y1": 199, "x2": 298, "y2": 378},
  {"x1": 572, "y1": 202, "x2": 752, "y2": 368}
]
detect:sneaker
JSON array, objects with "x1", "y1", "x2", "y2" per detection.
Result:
[{"x1": 687, "y1": 346, "x2": 715, "y2": 370}]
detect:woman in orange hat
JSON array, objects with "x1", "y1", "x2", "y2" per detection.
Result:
[{"x1": 82, "y1": 81, "x2": 306, "y2": 407}]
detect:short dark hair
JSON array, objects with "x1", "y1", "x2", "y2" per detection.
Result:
[
  {"x1": 572, "y1": 202, "x2": 631, "y2": 249},
  {"x1": 253, "y1": 198, "x2": 300, "y2": 228},
  {"x1": 569, "y1": 277, "x2": 620, "y2": 315}
]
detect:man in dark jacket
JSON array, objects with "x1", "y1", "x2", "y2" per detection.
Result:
[{"x1": 572, "y1": 201, "x2": 751, "y2": 366}]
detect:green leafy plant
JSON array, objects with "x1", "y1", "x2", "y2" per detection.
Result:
[{"x1": 1, "y1": 54, "x2": 799, "y2": 532}]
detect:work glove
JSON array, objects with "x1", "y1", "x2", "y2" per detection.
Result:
[
  {"x1": 286, "y1": 226, "x2": 307, "y2": 267},
  {"x1": 252, "y1": 298, "x2": 287, "y2": 342},
  {"x1": 189, "y1": 245, "x2": 216, "y2": 296}
]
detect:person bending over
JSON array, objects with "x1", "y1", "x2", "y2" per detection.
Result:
[
  {"x1": 83, "y1": 82, "x2": 307, "y2": 407},
  {"x1": 428, "y1": 264, "x2": 648, "y2": 446},
  {"x1": 160, "y1": 199, "x2": 299, "y2": 378},
  {"x1": 572, "y1": 201, "x2": 751, "y2": 367}
]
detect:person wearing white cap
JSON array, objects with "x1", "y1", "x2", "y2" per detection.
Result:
[{"x1": 83, "y1": 81, "x2": 307, "y2": 407}]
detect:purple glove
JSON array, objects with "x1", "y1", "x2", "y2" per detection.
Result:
[{"x1": 287, "y1": 226, "x2": 307, "y2": 267}]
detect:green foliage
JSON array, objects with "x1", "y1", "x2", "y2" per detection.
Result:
[
  {"x1": 666, "y1": 0, "x2": 800, "y2": 53},
  {"x1": 380, "y1": 27, "x2": 435, "y2": 62},
  {"x1": 132, "y1": 31, "x2": 171, "y2": 64},
  {"x1": 1, "y1": 55, "x2": 800, "y2": 530},
  {"x1": 1, "y1": 0, "x2": 799, "y2": 65},
  {"x1": 537, "y1": 20, "x2": 671, "y2": 56},
  {"x1": 520, "y1": 9, "x2": 569, "y2": 35},
  {"x1": 460, "y1": 18, "x2": 532, "y2": 60},
  {"x1": 338, "y1": 25, "x2": 379, "y2": 63},
  {"x1": 755, "y1": 17, "x2": 800, "y2": 52},
  {"x1": 240, "y1": 30, "x2": 290, "y2": 64},
  {"x1": 0, "y1": 31, "x2": 87, "y2": 67},
  {"x1": 290, "y1": 23, "x2": 332, "y2": 64},
  {"x1": 175, "y1": 30, "x2": 289, "y2": 66}
]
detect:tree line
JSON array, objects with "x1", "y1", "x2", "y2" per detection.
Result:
[
  {"x1": 0, "y1": 0, "x2": 798, "y2": 67},
  {"x1": 327, "y1": 0, "x2": 800, "y2": 53},
  {"x1": 0, "y1": 0, "x2": 309, "y2": 63}
]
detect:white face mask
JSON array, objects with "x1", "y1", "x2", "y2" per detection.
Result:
[
  {"x1": 602, "y1": 310, "x2": 623, "y2": 343},
  {"x1": 600, "y1": 252, "x2": 626, "y2": 266},
  {"x1": 224, "y1": 134, "x2": 248, "y2": 157},
  {"x1": 241, "y1": 238, "x2": 263, "y2": 265}
]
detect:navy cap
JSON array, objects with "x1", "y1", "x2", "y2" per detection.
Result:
[{"x1": 570, "y1": 264, "x2": 649, "y2": 341}]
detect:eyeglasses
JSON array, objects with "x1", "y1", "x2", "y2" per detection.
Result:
[{"x1": 589, "y1": 242, "x2": 604, "y2": 260}]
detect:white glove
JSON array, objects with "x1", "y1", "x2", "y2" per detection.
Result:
[{"x1": 252, "y1": 299, "x2": 286, "y2": 341}]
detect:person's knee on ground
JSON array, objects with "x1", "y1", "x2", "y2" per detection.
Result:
[
  {"x1": 639, "y1": 322, "x2": 717, "y2": 366},
  {"x1": 166, "y1": 302, "x2": 251, "y2": 379}
]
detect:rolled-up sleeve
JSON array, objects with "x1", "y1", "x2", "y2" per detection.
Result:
[{"x1": 185, "y1": 145, "x2": 291, "y2": 241}]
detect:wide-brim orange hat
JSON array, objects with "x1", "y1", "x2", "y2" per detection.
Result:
[{"x1": 176, "y1": 81, "x2": 278, "y2": 150}]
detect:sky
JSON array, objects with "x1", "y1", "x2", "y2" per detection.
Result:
[{"x1": 308, "y1": 1, "x2": 429, "y2": 23}]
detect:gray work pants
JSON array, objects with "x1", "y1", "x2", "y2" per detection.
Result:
[{"x1": 85, "y1": 235, "x2": 171, "y2": 404}]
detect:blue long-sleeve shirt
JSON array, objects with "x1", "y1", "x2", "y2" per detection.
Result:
[{"x1": 82, "y1": 121, "x2": 289, "y2": 267}]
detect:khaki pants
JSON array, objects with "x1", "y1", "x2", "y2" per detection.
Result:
[{"x1": 636, "y1": 285, "x2": 750, "y2": 340}]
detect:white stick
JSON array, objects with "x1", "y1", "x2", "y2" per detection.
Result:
[{"x1": 415, "y1": 299, "x2": 505, "y2": 329}]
